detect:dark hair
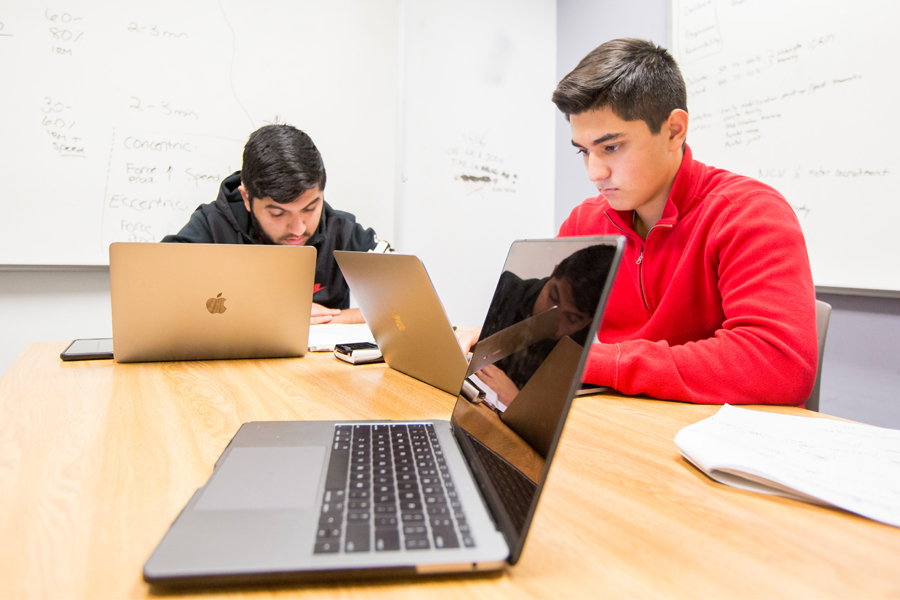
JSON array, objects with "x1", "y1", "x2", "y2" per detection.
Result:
[
  {"x1": 241, "y1": 124, "x2": 327, "y2": 204},
  {"x1": 551, "y1": 244, "x2": 615, "y2": 315},
  {"x1": 551, "y1": 38, "x2": 687, "y2": 134}
]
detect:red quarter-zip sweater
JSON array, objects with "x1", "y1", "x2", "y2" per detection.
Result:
[{"x1": 558, "y1": 145, "x2": 817, "y2": 405}]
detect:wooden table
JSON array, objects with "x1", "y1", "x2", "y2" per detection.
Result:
[{"x1": 1, "y1": 342, "x2": 898, "y2": 599}]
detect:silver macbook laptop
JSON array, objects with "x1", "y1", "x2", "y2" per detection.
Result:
[
  {"x1": 333, "y1": 251, "x2": 468, "y2": 395},
  {"x1": 142, "y1": 236, "x2": 624, "y2": 587},
  {"x1": 109, "y1": 242, "x2": 315, "y2": 362}
]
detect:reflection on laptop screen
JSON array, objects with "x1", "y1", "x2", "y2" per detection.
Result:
[{"x1": 450, "y1": 238, "x2": 619, "y2": 554}]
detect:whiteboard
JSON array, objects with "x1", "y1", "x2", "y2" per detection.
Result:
[
  {"x1": 0, "y1": 0, "x2": 399, "y2": 265},
  {"x1": 671, "y1": 0, "x2": 900, "y2": 293},
  {"x1": 396, "y1": 0, "x2": 556, "y2": 326}
]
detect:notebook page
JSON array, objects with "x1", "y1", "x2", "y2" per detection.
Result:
[{"x1": 675, "y1": 404, "x2": 900, "y2": 527}]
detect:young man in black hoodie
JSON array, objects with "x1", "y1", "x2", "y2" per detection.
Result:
[{"x1": 162, "y1": 124, "x2": 388, "y2": 324}]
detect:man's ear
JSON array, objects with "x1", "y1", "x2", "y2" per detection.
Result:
[
  {"x1": 665, "y1": 109, "x2": 689, "y2": 151},
  {"x1": 238, "y1": 184, "x2": 251, "y2": 212}
]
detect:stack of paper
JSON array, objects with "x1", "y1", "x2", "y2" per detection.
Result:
[{"x1": 675, "y1": 405, "x2": 900, "y2": 528}]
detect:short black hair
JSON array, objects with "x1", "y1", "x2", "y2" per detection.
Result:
[
  {"x1": 551, "y1": 38, "x2": 687, "y2": 134},
  {"x1": 241, "y1": 124, "x2": 327, "y2": 204},
  {"x1": 551, "y1": 244, "x2": 615, "y2": 316}
]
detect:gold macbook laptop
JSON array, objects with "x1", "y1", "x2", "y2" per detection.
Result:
[
  {"x1": 333, "y1": 251, "x2": 469, "y2": 395},
  {"x1": 109, "y1": 243, "x2": 315, "y2": 362}
]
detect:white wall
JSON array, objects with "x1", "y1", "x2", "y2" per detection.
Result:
[
  {"x1": 554, "y1": 0, "x2": 669, "y2": 231},
  {"x1": 395, "y1": 0, "x2": 557, "y2": 328},
  {"x1": 816, "y1": 293, "x2": 900, "y2": 429},
  {"x1": 0, "y1": 269, "x2": 112, "y2": 377}
]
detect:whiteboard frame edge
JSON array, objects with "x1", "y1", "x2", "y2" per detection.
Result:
[
  {"x1": 815, "y1": 286, "x2": 900, "y2": 300},
  {"x1": 0, "y1": 265, "x2": 109, "y2": 272},
  {"x1": 1, "y1": 269, "x2": 898, "y2": 299}
]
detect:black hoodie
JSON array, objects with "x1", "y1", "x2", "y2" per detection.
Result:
[{"x1": 161, "y1": 172, "x2": 379, "y2": 309}]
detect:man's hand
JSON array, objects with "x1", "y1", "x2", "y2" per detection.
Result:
[
  {"x1": 455, "y1": 325, "x2": 482, "y2": 354},
  {"x1": 311, "y1": 302, "x2": 341, "y2": 324},
  {"x1": 477, "y1": 364, "x2": 519, "y2": 408}
]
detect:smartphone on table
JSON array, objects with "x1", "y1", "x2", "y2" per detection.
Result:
[
  {"x1": 333, "y1": 341, "x2": 383, "y2": 364},
  {"x1": 60, "y1": 338, "x2": 114, "y2": 361}
]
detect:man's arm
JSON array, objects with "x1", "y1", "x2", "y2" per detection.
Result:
[
  {"x1": 583, "y1": 195, "x2": 818, "y2": 406},
  {"x1": 328, "y1": 308, "x2": 365, "y2": 324},
  {"x1": 326, "y1": 205, "x2": 381, "y2": 253},
  {"x1": 346, "y1": 221, "x2": 380, "y2": 252},
  {"x1": 311, "y1": 304, "x2": 365, "y2": 325}
]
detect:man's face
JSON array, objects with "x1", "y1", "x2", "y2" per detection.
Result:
[
  {"x1": 240, "y1": 185, "x2": 324, "y2": 246},
  {"x1": 570, "y1": 107, "x2": 684, "y2": 216},
  {"x1": 532, "y1": 276, "x2": 593, "y2": 339}
]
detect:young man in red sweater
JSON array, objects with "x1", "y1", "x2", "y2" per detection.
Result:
[{"x1": 552, "y1": 39, "x2": 817, "y2": 405}]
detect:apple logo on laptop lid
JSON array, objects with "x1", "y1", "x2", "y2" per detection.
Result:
[{"x1": 206, "y1": 293, "x2": 227, "y2": 314}]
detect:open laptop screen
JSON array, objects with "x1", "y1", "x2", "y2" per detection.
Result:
[{"x1": 450, "y1": 237, "x2": 622, "y2": 562}]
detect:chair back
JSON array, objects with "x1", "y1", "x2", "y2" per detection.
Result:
[{"x1": 806, "y1": 300, "x2": 832, "y2": 412}]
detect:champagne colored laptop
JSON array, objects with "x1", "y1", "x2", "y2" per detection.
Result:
[
  {"x1": 109, "y1": 242, "x2": 315, "y2": 362},
  {"x1": 143, "y1": 236, "x2": 624, "y2": 586},
  {"x1": 333, "y1": 251, "x2": 469, "y2": 395}
]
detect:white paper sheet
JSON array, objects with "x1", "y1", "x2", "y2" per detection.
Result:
[
  {"x1": 307, "y1": 324, "x2": 375, "y2": 352},
  {"x1": 675, "y1": 404, "x2": 900, "y2": 528}
]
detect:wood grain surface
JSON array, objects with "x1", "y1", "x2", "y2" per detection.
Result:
[{"x1": 0, "y1": 342, "x2": 898, "y2": 599}]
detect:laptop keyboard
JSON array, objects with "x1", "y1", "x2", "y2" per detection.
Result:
[{"x1": 314, "y1": 424, "x2": 475, "y2": 554}]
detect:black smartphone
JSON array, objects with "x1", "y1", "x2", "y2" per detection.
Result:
[
  {"x1": 60, "y1": 338, "x2": 115, "y2": 361},
  {"x1": 333, "y1": 341, "x2": 383, "y2": 364}
]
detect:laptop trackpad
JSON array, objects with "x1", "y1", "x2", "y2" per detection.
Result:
[{"x1": 195, "y1": 446, "x2": 326, "y2": 511}]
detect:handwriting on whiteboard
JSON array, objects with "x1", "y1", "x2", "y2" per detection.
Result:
[
  {"x1": 40, "y1": 96, "x2": 85, "y2": 158},
  {"x1": 446, "y1": 131, "x2": 518, "y2": 196}
]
